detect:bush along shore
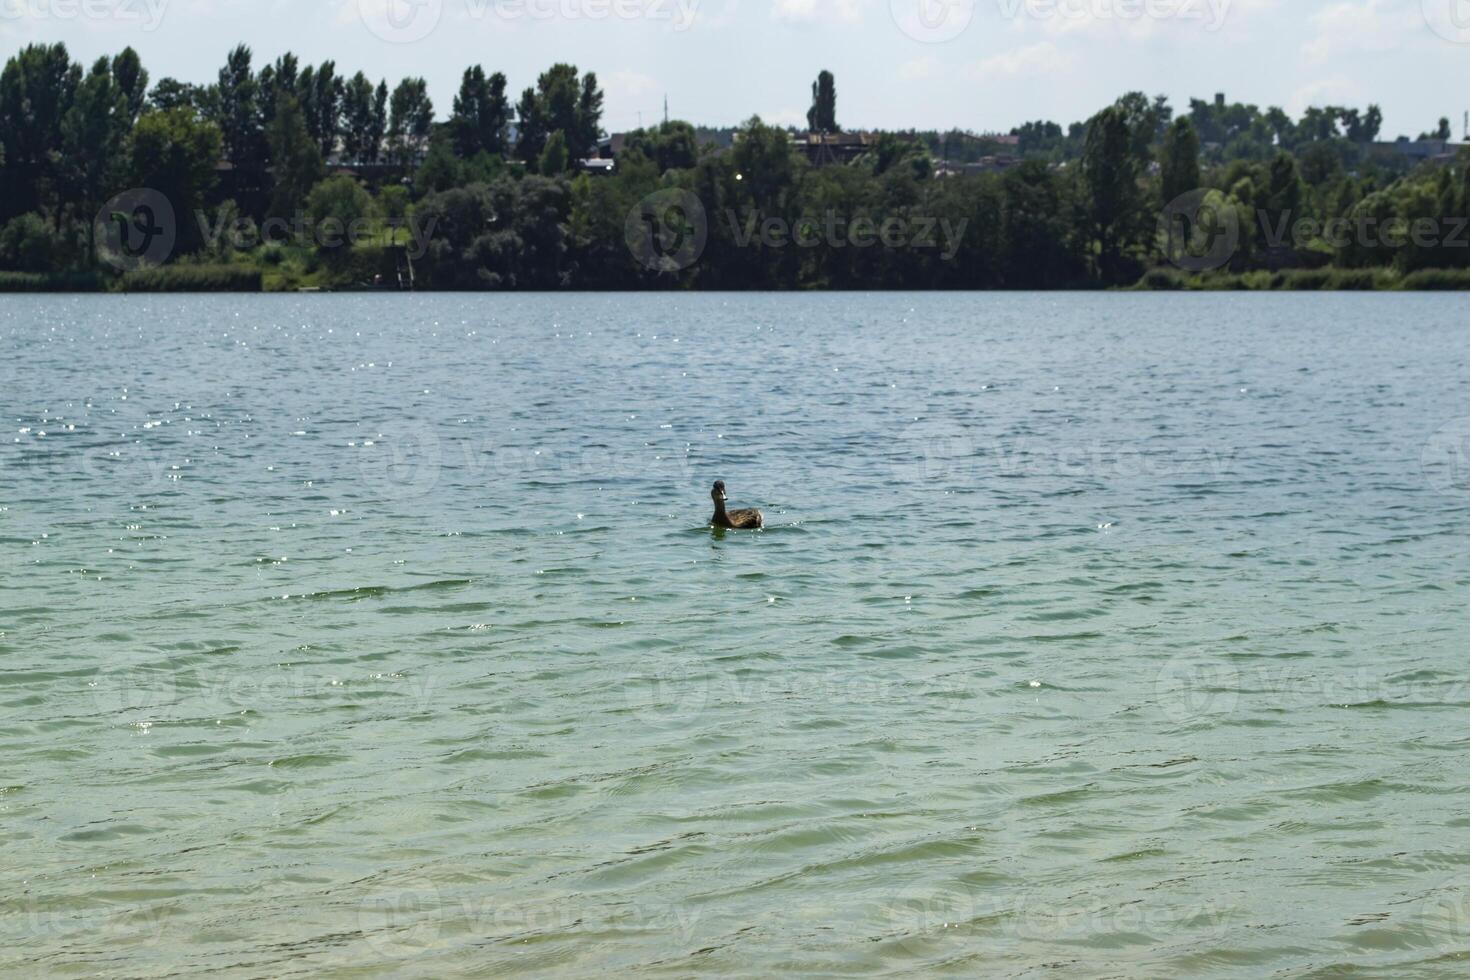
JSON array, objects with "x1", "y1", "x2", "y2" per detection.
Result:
[{"x1": 3, "y1": 44, "x2": 1468, "y2": 291}]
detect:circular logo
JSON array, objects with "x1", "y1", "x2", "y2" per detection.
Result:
[
  {"x1": 1421, "y1": 877, "x2": 1470, "y2": 952},
  {"x1": 95, "y1": 188, "x2": 176, "y2": 271},
  {"x1": 357, "y1": 874, "x2": 444, "y2": 957},
  {"x1": 1159, "y1": 189, "x2": 1239, "y2": 272},
  {"x1": 357, "y1": 423, "x2": 442, "y2": 500},
  {"x1": 359, "y1": 0, "x2": 444, "y2": 43},
  {"x1": 891, "y1": 418, "x2": 975, "y2": 487},
  {"x1": 625, "y1": 189, "x2": 708, "y2": 273},
  {"x1": 891, "y1": 0, "x2": 975, "y2": 43},
  {"x1": 1153, "y1": 655, "x2": 1240, "y2": 724},
  {"x1": 620, "y1": 660, "x2": 710, "y2": 731},
  {"x1": 879, "y1": 884, "x2": 977, "y2": 953},
  {"x1": 1421, "y1": 418, "x2": 1470, "y2": 496},
  {"x1": 89, "y1": 663, "x2": 186, "y2": 722},
  {"x1": 1423, "y1": 0, "x2": 1470, "y2": 43}
]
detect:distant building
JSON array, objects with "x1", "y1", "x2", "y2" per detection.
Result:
[
  {"x1": 1376, "y1": 138, "x2": 1461, "y2": 165},
  {"x1": 597, "y1": 133, "x2": 628, "y2": 159},
  {"x1": 577, "y1": 157, "x2": 616, "y2": 175},
  {"x1": 934, "y1": 155, "x2": 1018, "y2": 177},
  {"x1": 790, "y1": 131, "x2": 878, "y2": 166}
]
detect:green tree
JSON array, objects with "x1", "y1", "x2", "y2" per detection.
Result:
[
  {"x1": 62, "y1": 57, "x2": 128, "y2": 257},
  {"x1": 1362, "y1": 105, "x2": 1383, "y2": 142},
  {"x1": 515, "y1": 65, "x2": 601, "y2": 162},
  {"x1": 807, "y1": 70, "x2": 837, "y2": 133},
  {"x1": 371, "y1": 82, "x2": 389, "y2": 163},
  {"x1": 378, "y1": 183, "x2": 409, "y2": 239},
  {"x1": 1160, "y1": 117, "x2": 1200, "y2": 204},
  {"x1": 111, "y1": 47, "x2": 148, "y2": 124},
  {"x1": 213, "y1": 45, "x2": 262, "y2": 168},
  {"x1": 538, "y1": 64, "x2": 580, "y2": 143},
  {"x1": 294, "y1": 61, "x2": 343, "y2": 159},
  {"x1": 387, "y1": 78, "x2": 433, "y2": 166},
  {"x1": 451, "y1": 66, "x2": 510, "y2": 158},
  {"x1": 1257, "y1": 151, "x2": 1303, "y2": 262},
  {"x1": 417, "y1": 130, "x2": 465, "y2": 192},
  {"x1": 622, "y1": 121, "x2": 698, "y2": 173},
  {"x1": 1298, "y1": 106, "x2": 1339, "y2": 143},
  {"x1": 732, "y1": 115, "x2": 797, "y2": 212},
  {"x1": 1002, "y1": 160, "x2": 1082, "y2": 287},
  {"x1": 305, "y1": 174, "x2": 374, "y2": 252},
  {"x1": 1422, "y1": 117, "x2": 1453, "y2": 141},
  {"x1": 537, "y1": 130, "x2": 569, "y2": 174},
  {"x1": 868, "y1": 133, "x2": 930, "y2": 180},
  {"x1": 574, "y1": 72, "x2": 603, "y2": 158},
  {"x1": 148, "y1": 77, "x2": 203, "y2": 113},
  {"x1": 265, "y1": 94, "x2": 323, "y2": 219},
  {"x1": 515, "y1": 86, "x2": 546, "y2": 164},
  {"x1": 0, "y1": 212, "x2": 80, "y2": 271},
  {"x1": 1080, "y1": 104, "x2": 1148, "y2": 283},
  {"x1": 0, "y1": 43, "x2": 80, "y2": 221},
  {"x1": 256, "y1": 52, "x2": 298, "y2": 128},
  {"x1": 1114, "y1": 91, "x2": 1167, "y2": 158},
  {"x1": 125, "y1": 107, "x2": 222, "y2": 252},
  {"x1": 342, "y1": 71, "x2": 382, "y2": 164}
]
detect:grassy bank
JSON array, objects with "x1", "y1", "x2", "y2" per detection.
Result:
[
  {"x1": 1134, "y1": 267, "x2": 1470, "y2": 291},
  {"x1": 0, "y1": 245, "x2": 407, "y2": 293}
]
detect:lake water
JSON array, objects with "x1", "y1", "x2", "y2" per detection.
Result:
[{"x1": 4, "y1": 292, "x2": 1470, "y2": 977}]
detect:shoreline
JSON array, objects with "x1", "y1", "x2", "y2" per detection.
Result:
[{"x1": 5, "y1": 267, "x2": 1470, "y2": 293}]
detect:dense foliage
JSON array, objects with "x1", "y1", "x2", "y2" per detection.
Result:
[{"x1": 1, "y1": 45, "x2": 1467, "y2": 291}]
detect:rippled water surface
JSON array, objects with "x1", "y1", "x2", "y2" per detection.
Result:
[{"x1": 4, "y1": 292, "x2": 1470, "y2": 977}]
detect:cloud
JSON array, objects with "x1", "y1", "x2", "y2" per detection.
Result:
[
  {"x1": 962, "y1": 41, "x2": 1068, "y2": 82},
  {"x1": 1300, "y1": 0, "x2": 1424, "y2": 65},
  {"x1": 606, "y1": 69, "x2": 660, "y2": 99},
  {"x1": 899, "y1": 56, "x2": 942, "y2": 80},
  {"x1": 761, "y1": 107, "x2": 810, "y2": 127},
  {"x1": 770, "y1": 0, "x2": 862, "y2": 24},
  {"x1": 1287, "y1": 75, "x2": 1360, "y2": 115}
]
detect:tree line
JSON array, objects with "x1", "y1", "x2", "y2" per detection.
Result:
[{"x1": 1, "y1": 46, "x2": 1467, "y2": 291}]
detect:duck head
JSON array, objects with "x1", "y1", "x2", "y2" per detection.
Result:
[{"x1": 711, "y1": 481, "x2": 728, "y2": 505}]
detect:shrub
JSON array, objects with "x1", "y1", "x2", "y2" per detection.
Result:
[
  {"x1": 305, "y1": 175, "x2": 375, "y2": 251},
  {"x1": 0, "y1": 213, "x2": 82, "y2": 272},
  {"x1": 1137, "y1": 268, "x2": 1188, "y2": 290},
  {"x1": 0, "y1": 270, "x2": 102, "y2": 291},
  {"x1": 1398, "y1": 268, "x2": 1470, "y2": 290},
  {"x1": 118, "y1": 265, "x2": 262, "y2": 291},
  {"x1": 1277, "y1": 269, "x2": 1332, "y2": 290}
]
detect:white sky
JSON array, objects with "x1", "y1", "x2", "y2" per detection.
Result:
[{"x1": 2, "y1": 0, "x2": 1467, "y2": 139}]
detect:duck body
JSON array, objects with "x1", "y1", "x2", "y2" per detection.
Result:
[{"x1": 711, "y1": 481, "x2": 764, "y2": 530}]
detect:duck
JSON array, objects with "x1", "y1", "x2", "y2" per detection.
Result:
[{"x1": 711, "y1": 481, "x2": 764, "y2": 530}]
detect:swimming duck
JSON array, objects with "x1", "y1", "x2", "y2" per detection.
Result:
[{"x1": 711, "y1": 481, "x2": 763, "y2": 530}]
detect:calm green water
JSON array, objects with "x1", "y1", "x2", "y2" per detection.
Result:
[{"x1": 4, "y1": 292, "x2": 1470, "y2": 977}]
